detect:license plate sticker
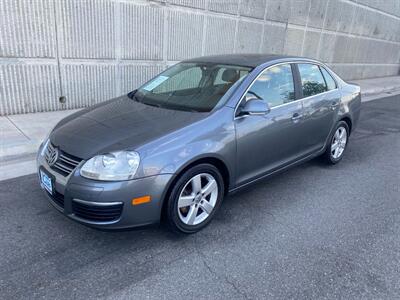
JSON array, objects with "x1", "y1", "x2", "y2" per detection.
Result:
[{"x1": 40, "y1": 170, "x2": 53, "y2": 195}]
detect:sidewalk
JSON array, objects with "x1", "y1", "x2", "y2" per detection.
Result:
[
  {"x1": 0, "y1": 109, "x2": 79, "y2": 180},
  {"x1": 351, "y1": 76, "x2": 400, "y2": 101},
  {"x1": 1, "y1": 75, "x2": 400, "y2": 181}
]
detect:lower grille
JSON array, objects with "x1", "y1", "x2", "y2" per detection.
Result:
[
  {"x1": 47, "y1": 190, "x2": 65, "y2": 208},
  {"x1": 72, "y1": 200, "x2": 123, "y2": 223}
]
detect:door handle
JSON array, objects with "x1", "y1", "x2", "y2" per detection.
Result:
[
  {"x1": 331, "y1": 101, "x2": 339, "y2": 110},
  {"x1": 291, "y1": 113, "x2": 302, "y2": 122}
]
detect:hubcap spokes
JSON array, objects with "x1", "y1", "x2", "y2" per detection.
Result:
[
  {"x1": 178, "y1": 173, "x2": 218, "y2": 226},
  {"x1": 331, "y1": 127, "x2": 347, "y2": 159}
]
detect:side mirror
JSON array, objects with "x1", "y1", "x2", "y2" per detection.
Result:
[{"x1": 239, "y1": 99, "x2": 270, "y2": 116}]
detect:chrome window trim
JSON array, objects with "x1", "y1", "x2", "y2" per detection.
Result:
[
  {"x1": 233, "y1": 61, "x2": 339, "y2": 120},
  {"x1": 319, "y1": 65, "x2": 338, "y2": 90}
]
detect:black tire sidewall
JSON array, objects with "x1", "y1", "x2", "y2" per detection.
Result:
[
  {"x1": 167, "y1": 164, "x2": 225, "y2": 233},
  {"x1": 327, "y1": 121, "x2": 349, "y2": 164}
]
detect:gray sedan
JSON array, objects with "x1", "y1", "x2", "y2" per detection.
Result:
[{"x1": 37, "y1": 54, "x2": 361, "y2": 233}]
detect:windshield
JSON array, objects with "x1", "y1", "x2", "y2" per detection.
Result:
[{"x1": 130, "y1": 62, "x2": 252, "y2": 112}]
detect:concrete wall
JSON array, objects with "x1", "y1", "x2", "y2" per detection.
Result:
[{"x1": 1, "y1": 0, "x2": 399, "y2": 115}]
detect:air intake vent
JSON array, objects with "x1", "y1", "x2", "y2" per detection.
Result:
[{"x1": 72, "y1": 200, "x2": 123, "y2": 223}]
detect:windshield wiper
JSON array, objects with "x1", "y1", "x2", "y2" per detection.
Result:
[
  {"x1": 127, "y1": 89, "x2": 137, "y2": 99},
  {"x1": 127, "y1": 90, "x2": 163, "y2": 109},
  {"x1": 128, "y1": 91, "x2": 146, "y2": 105},
  {"x1": 128, "y1": 91, "x2": 202, "y2": 112},
  {"x1": 141, "y1": 102, "x2": 164, "y2": 109}
]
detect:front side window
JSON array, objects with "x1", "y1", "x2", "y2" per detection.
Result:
[
  {"x1": 320, "y1": 67, "x2": 337, "y2": 90},
  {"x1": 247, "y1": 64, "x2": 295, "y2": 108},
  {"x1": 298, "y1": 64, "x2": 327, "y2": 97},
  {"x1": 132, "y1": 63, "x2": 252, "y2": 112}
]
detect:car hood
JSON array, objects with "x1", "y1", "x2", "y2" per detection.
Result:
[{"x1": 51, "y1": 95, "x2": 208, "y2": 159}]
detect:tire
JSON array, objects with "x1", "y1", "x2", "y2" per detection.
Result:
[
  {"x1": 166, "y1": 163, "x2": 225, "y2": 234},
  {"x1": 322, "y1": 121, "x2": 350, "y2": 164}
]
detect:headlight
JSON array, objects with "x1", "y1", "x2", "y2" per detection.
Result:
[{"x1": 80, "y1": 151, "x2": 140, "y2": 181}]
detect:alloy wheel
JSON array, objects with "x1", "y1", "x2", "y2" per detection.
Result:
[
  {"x1": 331, "y1": 126, "x2": 348, "y2": 159},
  {"x1": 177, "y1": 173, "x2": 218, "y2": 226}
]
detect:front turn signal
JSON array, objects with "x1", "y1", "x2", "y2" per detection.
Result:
[{"x1": 131, "y1": 195, "x2": 151, "y2": 206}]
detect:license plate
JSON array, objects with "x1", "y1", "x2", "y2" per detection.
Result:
[{"x1": 40, "y1": 170, "x2": 53, "y2": 195}]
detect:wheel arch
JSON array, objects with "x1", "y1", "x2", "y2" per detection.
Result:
[
  {"x1": 339, "y1": 115, "x2": 353, "y2": 135},
  {"x1": 159, "y1": 155, "x2": 231, "y2": 220}
]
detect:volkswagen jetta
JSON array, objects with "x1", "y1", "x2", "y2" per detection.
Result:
[{"x1": 37, "y1": 54, "x2": 361, "y2": 233}]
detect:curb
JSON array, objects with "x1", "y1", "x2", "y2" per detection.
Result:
[
  {"x1": 361, "y1": 89, "x2": 400, "y2": 102},
  {"x1": 0, "y1": 140, "x2": 41, "y2": 161}
]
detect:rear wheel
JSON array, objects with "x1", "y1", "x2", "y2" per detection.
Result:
[
  {"x1": 323, "y1": 121, "x2": 349, "y2": 164},
  {"x1": 166, "y1": 164, "x2": 224, "y2": 233}
]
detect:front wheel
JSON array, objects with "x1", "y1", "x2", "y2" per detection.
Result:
[
  {"x1": 166, "y1": 164, "x2": 224, "y2": 233},
  {"x1": 322, "y1": 121, "x2": 349, "y2": 164}
]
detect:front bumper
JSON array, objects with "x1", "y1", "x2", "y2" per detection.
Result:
[{"x1": 37, "y1": 151, "x2": 173, "y2": 230}]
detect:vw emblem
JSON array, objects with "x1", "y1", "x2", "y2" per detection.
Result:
[{"x1": 46, "y1": 147, "x2": 59, "y2": 166}]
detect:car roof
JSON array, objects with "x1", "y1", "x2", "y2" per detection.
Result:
[{"x1": 182, "y1": 54, "x2": 306, "y2": 68}]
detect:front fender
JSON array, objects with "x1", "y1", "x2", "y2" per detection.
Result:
[{"x1": 135, "y1": 107, "x2": 237, "y2": 186}]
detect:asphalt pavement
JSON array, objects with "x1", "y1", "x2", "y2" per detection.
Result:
[{"x1": 0, "y1": 95, "x2": 399, "y2": 299}]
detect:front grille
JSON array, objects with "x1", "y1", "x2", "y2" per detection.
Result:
[
  {"x1": 72, "y1": 200, "x2": 123, "y2": 223},
  {"x1": 45, "y1": 143, "x2": 82, "y2": 177},
  {"x1": 47, "y1": 190, "x2": 65, "y2": 208}
]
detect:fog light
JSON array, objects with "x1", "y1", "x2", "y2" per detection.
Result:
[{"x1": 132, "y1": 195, "x2": 151, "y2": 205}]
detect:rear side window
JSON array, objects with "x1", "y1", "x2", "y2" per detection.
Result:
[
  {"x1": 247, "y1": 64, "x2": 295, "y2": 108},
  {"x1": 298, "y1": 64, "x2": 327, "y2": 97},
  {"x1": 320, "y1": 67, "x2": 337, "y2": 90}
]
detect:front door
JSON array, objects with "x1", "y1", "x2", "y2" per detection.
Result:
[{"x1": 234, "y1": 63, "x2": 307, "y2": 186}]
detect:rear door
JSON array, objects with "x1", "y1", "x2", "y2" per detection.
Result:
[{"x1": 296, "y1": 63, "x2": 340, "y2": 153}]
